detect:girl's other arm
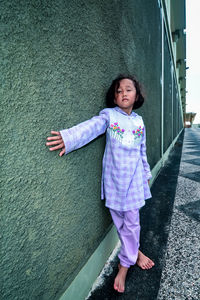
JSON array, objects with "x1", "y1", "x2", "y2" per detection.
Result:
[
  {"x1": 140, "y1": 126, "x2": 152, "y2": 180},
  {"x1": 46, "y1": 131, "x2": 66, "y2": 157}
]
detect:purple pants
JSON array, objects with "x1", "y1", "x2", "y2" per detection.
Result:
[{"x1": 110, "y1": 208, "x2": 140, "y2": 268}]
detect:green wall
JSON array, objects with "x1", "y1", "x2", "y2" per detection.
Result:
[{"x1": 1, "y1": 1, "x2": 182, "y2": 299}]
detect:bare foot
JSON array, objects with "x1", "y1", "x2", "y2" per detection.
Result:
[
  {"x1": 136, "y1": 250, "x2": 155, "y2": 269},
  {"x1": 114, "y1": 264, "x2": 128, "y2": 293}
]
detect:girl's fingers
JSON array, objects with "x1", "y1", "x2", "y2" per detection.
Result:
[
  {"x1": 46, "y1": 131, "x2": 65, "y2": 154},
  {"x1": 47, "y1": 135, "x2": 61, "y2": 141},
  {"x1": 46, "y1": 139, "x2": 63, "y2": 146},
  {"x1": 51, "y1": 131, "x2": 60, "y2": 135},
  {"x1": 59, "y1": 148, "x2": 65, "y2": 156},
  {"x1": 46, "y1": 131, "x2": 61, "y2": 141},
  {"x1": 49, "y1": 143, "x2": 64, "y2": 151}
]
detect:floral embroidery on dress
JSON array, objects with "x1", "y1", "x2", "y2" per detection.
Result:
[
  {"x1": 109, "y1": 122, "x2": 125, "y2": 138},
  {"x1": 132, "y1": 126, "x2": 144, "y2": 139},
  {"x1": 108, "y1": 122, "x2": 144, "y2": 146},
  {"x1": 108, "y1": 122, "x2": 125, "y2": 142}
]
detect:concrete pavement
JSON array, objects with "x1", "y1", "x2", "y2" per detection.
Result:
[{"x1": 86, "y1": 128, "x2": 200, "y2": 300}]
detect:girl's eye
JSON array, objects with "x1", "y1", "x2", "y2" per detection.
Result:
[{"x1": 117, "y1": 90, "x2": 122, "y2": 94}]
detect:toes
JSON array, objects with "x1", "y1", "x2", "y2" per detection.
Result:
[
  {"x1": 141, "y1": 260, "x2": 154, "y2": 269},
  {"x1": 114, "y1": 284, "x2": 124, "y2": 293},
  {"x1": 145, "y1": 260, "x2": 155, "y2": 269},
  {"x1": 137, "y1": 254, "x2": 155, "y2": 270},
  {"x1": 148, "y1": 259, "x2": 155, "y2": 268}
]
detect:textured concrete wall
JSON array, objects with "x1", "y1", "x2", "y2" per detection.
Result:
[
  {"x1": 1, "y1": 1, "x2": 183, "y2": 299},
  {"x1": 164, "y1": 29, "x2": 173, "y2": 153}
]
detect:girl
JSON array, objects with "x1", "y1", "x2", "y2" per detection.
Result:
[{"x1": 46, "y1": 74, "x2": 154, "y2": 293}]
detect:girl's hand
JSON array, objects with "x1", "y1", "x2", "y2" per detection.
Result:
[{"x1": 46, "y1": 131, "x2": 65, "y2": 157}]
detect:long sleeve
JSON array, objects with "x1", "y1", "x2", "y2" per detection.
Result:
[
  {"x1": 60, "y1": 109, "x2": 109, "y2": 155},
  {"x1": 140, "y1": 126, "x2": 152, "y2": 180}
]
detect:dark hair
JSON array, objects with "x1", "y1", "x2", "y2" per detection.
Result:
[{"x1": 106, "y1": 74, "x2": 144, "y2": 109}]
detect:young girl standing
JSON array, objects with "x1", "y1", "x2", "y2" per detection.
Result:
[{"x1": 46, "y1": 74, "x2": 154, "y2": 293}]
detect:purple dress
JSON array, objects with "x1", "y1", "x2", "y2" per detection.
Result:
[{"x1": 60, "y1": 106, "x2": 152, "y2": 211}]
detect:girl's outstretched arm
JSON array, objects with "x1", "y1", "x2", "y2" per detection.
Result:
[{"x1": 46, "y1": 131, "x2": 66, "y2": 157}]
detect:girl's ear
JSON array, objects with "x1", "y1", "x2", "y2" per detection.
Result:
[{"x1": 114, "y1": 98, "x2": 117, "y2": 104}]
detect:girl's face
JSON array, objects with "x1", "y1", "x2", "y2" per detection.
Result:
[{"x1": 114, "y1": 79, "x2": 137, "y2": 115}]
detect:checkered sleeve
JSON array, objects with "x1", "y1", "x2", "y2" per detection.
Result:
[
  {"x1": 140, "y1": 125, "x2": 152, "y2": 180},
  {"x1": 60, "y1": 109, "x2": 109, "y2": 155}
]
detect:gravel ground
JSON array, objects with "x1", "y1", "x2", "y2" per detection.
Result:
[{"x1": 157, "y1": 128, "x2": 200, "y2": 300}]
